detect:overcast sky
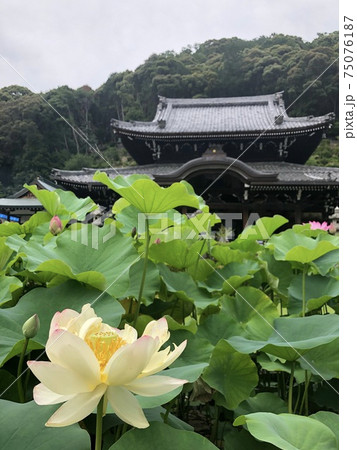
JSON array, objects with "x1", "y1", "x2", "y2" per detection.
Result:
[{"x1": 0, "y1": 0, "x2": 338, "y2": 93}]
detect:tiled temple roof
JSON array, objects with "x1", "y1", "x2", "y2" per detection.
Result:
[
  {"x1": 51, "y1": 160, "x2": 338, "y2": 187},
  {"x1": 111, "y1": 92, "x2": 335, "y2": 137}
]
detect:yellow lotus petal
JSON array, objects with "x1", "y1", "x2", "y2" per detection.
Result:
[
  {"x1": 46, "y1": 384, "x2": 107, "y2": 427},
  {"x1": 27, "y1": 361, "x2": 96, "y2": 395},
  {"x1": 142, "y1": 341, "x2": 187, "y2": 376},
  {"x1": 105, "y1": 336, "x2": 157, "y2": 386},
  {"x1": 107, "y1": 385, "x2": 149, "y2": 428},
  {"x1": 46, "y1": 329, "x2": 100, "y2": 385},
  {"x1": 124, "y1": 375, "x2": 187, "y2": 396},
  {"x1": 33, "y1": 383, "x2": 74, "y2": 405}
]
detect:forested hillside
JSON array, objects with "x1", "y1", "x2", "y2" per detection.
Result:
[{"x1": 0, "y1": 32, "x2": 338, "y2": 196}]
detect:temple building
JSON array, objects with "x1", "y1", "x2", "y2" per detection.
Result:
[
  {"x1": 51, "y1": 92, "x2": 338, "y2": 229},
  {"x1": 0, "y1": 178, "x2": 55, "y2": 223},
  {"x1": 111, "y1": 92, "x2": 335, "y2": 165}
]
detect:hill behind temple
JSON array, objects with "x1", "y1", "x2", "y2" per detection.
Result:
[{"x1": 0, "y1": 32, "x2": 338, "y2": 196}]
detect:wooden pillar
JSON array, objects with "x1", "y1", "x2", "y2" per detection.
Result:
[
  {"x1": 294, "y1": 204, "x2": 302, "y2": 224},
  {"x1": 294, "y1": 189, "x2": 302, "y2": 224},
  {"x1": 242, "y1": 207, "x2": 249, "y2": 228}
]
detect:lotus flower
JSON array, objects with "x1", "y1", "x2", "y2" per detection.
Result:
[
  {"x1": 308, "y1": 221, "x2": 331, "y2": 231},
  {"x1": 49, "y1": 216, "x2": 63, "y2": 235},
  {"x1": 27, "y1": 305, "x2": 187, "y2": 428}
]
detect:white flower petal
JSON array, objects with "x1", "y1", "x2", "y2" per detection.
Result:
[
  {"x1": 107, "y1": 386, "x2": 149, "y2": 428},
  {"x1": 68, "y1": 304, "x2": 98, "y2": 334},
  {"x1": 116, "y1": 323, "x2": 137, "y2": 343},
  {"x1": 49, "y1": 309, "x2": 78, "y2": 336},
  {"x1": 77, "y1": 317, "x2": 102, "y2": 340},
  {"x1": 46, "y1": 329, "x2": 100, "y2": 386},
  {"x1": 125, "y1": 375, "x2": 187, "y2": 396},
  {"x1": 46, "y1": 384, "x2": 107, "y2": 427},
  {"x1": 143, "y1": 317, "x2": 170, "y2": 346},
  {"x1": 33, "y1": 383, "x2": 74, "y2": 405},
  {"x1": 142, "y1": 341, "x2": 187, "y2": 376},
  {"x1": 105, "y1": 336, "x2": 157, "y2": 385},
  {"x1": 27, "y1": 361, "x2": 96, "y2": 395}
]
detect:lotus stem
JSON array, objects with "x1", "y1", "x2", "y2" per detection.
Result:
[
  {"x1": 193, "y1": 239, "x2": 206, "y2": 279},
  {"x1": 293, "y1": 383, "x2": 301, "y2": 414},
  {"x1": 302, "y1": 266, "x2": 306, "y2": 317},
  {"x1": 210, "y1": 404, "x2": 220, "y2": 444},
  {"x1": 17, "y1": 337, "x2": 29, "y2": 403},
  {"x1": 133, "y1": 216, "x2": 150, "y2": 327},
  {"x1": 288, "y1": 361, "x2": 295, "y2": 414},
  {"x1": 163, "y1": 398, "x2": 176, "y2": 423},
  {"x1": 299, "y1": 371, "x2": 311, "y2": 415},
  {"x1": 95, "y1": 396, "x2": 104, "y2": 450}
]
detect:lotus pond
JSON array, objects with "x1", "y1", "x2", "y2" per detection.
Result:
[{"x1": 0, "y1": 174, "x2": 339, "y2": 449}]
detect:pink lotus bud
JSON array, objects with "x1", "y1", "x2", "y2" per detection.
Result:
[
  {"x1": 49, "y1": 216, "x2": 63, "y2": 235},
  {"x1": 154, "y1": 238, "x2": 161, "y2": 244}
]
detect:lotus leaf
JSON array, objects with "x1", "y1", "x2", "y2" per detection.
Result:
[{"x1": 234, "y1": 412, "x2": 337, "y2": 449}]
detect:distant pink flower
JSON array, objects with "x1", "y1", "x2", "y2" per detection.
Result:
[
  {"x1": 154, "y1": 238, "x2": 161, "y2": 244},
  {"x1": 308, "y1": 221, "x2": 331, "y2": 231},
  {"x1": 49, "y1": 216, "x2": 63, "y2": 235}
]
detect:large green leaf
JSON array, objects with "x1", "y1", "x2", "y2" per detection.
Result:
[
  {"x1": 197, "y1": 308, "x2": 243, "y2": 346},
  {"x1": 268, "y1": 230, "x2": 338, "y2": 264},
  {"x1": 228, "y1": 314, "x2": 339, "y2": 360},
  {"x1": 123, "y1": 259, "x2": 160, "y2": 304},
  {"x1": 257, "y1": 354, "x2": 305, "y2": 384},
  {"x1": 149, "y1": 239, "x2": 208, "y2": 270},
  {"x1": 298, "y1": 339, "x2": 339, "y2": 380},
  {"x1": 159, "y1": 265, "x2": 214, "y2": 310},
  {"x1": 236, "y1": 392, "x2": 288, "y2": 415},
  {"x1": 0, "y1": 280, "x2": 124, "y2": 366},
  {"x1": 114, "y1": 203, "x2": 186, "y2": 236},
  {"x1": 310, "y1": 411, "x2": 339, "y2": 443},
  {"x1": 234, "y1": 412, "x2": 338, "y2": 449},
  {"x1": 237, "y1": 215, "x2": 288, "y2": 241},
  {"x1": 0, "y1": 275, "x2": 23, "y2": 307},
  {"x1": 0, "y1": 237, "x2": 15, "y2": 272},
  {"x1": 262, "y1": 315, "x2": 339, "y2": 361},
  {"x1": 234, "y1": 412, "x2": 338, "y2": 450},
  {"x1": 18, "y1": 224, "x2": 139, "y2": 296},
  {"x1": 311, "y1": 250, "x2": 339, "y2": 276},
  {"x1": 202, "y1": 340, "x2": 258, "y2": 409},
  {"x1": 109, "y1": 421, "x2": 219, "y2": 449},
  {"x1": 260, "y1": 251, "x2": 294, "y2": 298},
  {"x1": 197, "y1": 287, "x2": 279, "y2": 347},
  {"x1": 94, "y1": 172, "x2": 200, "y2": 213},
  {"x1": 55, "y1": 189, "x2": 97, "y2": 220},
  {"x1": 210, "y1": 245, "x2": 246, "y2": 265},
  {"x1": 25, "y1": 184, "x2": 96, "y2": 219},
  {"x1": 169, "y1": 330, "x2": 214, "y2": 367},
  {"x1": 199, "y1": 262, "x2": 260, "y2": 294},
  {"x1": 0, "y1": 400, "x2": 90, "y2": 449},
  {"x1": 166, "y1": 315, "x2": 198, "y2": 334},
  {"x1": 288, "y1": 274, "x2": 339, "y2": 313},
  {"x1": 221, "y1": 287, "x2": 279, "y2": 340}
]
